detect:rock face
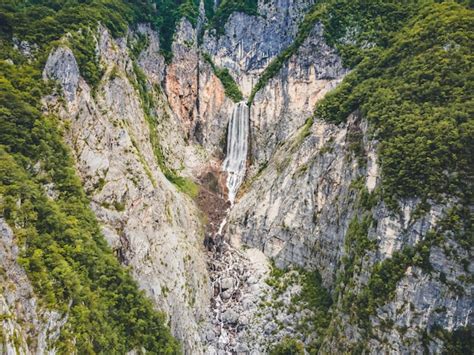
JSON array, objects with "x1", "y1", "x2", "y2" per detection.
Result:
[
  {"x1": 249, "y1": 22, "x2": 347, "y2": 169},
  {"x1": 3, "y1": 0, "x2": 472, "y2": 353},
  {"x1": 43, "y1": 46, "x2": 80, "y2": 102},
  {"x1": 42, "y1": 26, "x2": 211, "y2": 353},
  {"x1": 203, "y1": 0, "x2": 316, "y2": 96},
  {"x1": 228, "y1": 110, "x2": 473, "y2": 352},
  {"x1": 204, "y1": 1, "x2": 471, "y2": 353},
  {"x1": 228, "y1": 115, "x2": 360, "y2": 283},
  {"x1": 165, "y1": 19, "x2": 200, "y2": 135}
]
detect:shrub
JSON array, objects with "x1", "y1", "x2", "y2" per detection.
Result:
[{"x1": 270, "y1": 337, "x2": 305, "y2": 355}]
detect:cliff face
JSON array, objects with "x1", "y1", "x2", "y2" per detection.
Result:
[
  {"x1": 202, "y1": 1, "x2": 472, "y2": 353},
  {"x1": 203, "y1": 0, "x2": 315, "y2": 97},
  {"x1": 1, "y1": 0, "x2": 471, "y2": 354},
  {"x1": 247, "y1": 21, "x2": 346, "y2": 175},
  {"x1": 42, "y1": 26, "x2": 210, "y2": 353},
  {"x1": 228, "y1": 110, "x2": 472, "y2": 352}
]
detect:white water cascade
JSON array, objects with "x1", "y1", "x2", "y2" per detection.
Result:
[
  {"x1": 222, "y1": 101, "x2": 250, "y2": 204},
  {"x1": 205, "y1": 102, "x2": 261, "y2": 353}
]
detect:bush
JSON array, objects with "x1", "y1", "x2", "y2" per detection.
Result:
[
  {"x1": 69, "y1": 28, "x2": 104, "y2": 90},
  {"x1": 270, "y1": 337, "x2": 305, "y2": 355}
]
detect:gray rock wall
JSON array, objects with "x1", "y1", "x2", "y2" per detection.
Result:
[{"x1": 43, "y1": 27, "x2": 211, "y2": 353}]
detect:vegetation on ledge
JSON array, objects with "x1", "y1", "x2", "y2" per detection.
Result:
[
  {"x1": 153, "y1": 0, "x2": 200, "y2": 62},
  {"x1": 265, "y1": 263, "x2": 333, "y2": 352},
  {"x1": 270, "y1": 337, "x2": 305, "y2": 355},
  {"x1": 69, "y1": 28, "x2": 104, "y2": 90},
  {"x1": 203, "y1": 52, "x2": 244, "y2": 103}
]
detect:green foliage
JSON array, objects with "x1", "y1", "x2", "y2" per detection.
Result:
[
  {"x1": 350, "y1": 235, "x2": 433, "y2": 332},
  {"x1": 153, "y1": 0, "x2": 200, "y2": 61},
  {"x1": 69, "y1": 29, "x2": 104, "y2": 90},
  {"x1": 338, "y1": 200, "x2": 469, "y2": 336},
  {"x1": 0, "y1": 0, "x2": 157, "y2": 91},
  {"x1": 0, "y1": 149, "x2": 179, "y2": 353},
  {"x1": 346, "y1": 124, "x2": 367, "y2": 167},
  {"x1": 214, "y1": 67, "x2": 244, "y2": 102},
  {"x1": 166, "y1": 173, "x2": 200, "y2": 198},
  {"x1": 315, "y1": 2, "x2": 474, "y2": 207},
  {"x1": 270, "y1": 337, "x2": 305, "y2": 355},
  {"x1": 0, "y1": 0, "x2": 261, "y2": 65},
  {"x1": 292, "y1": 116, "x2": 314, "y2": 149},
  {"x1": 431, "y1": 325, "x2": 474, "y2": 354},
  {"x1": 0, "y1": 114, "x2": 178, "y2": 353},
  {"x1": 177, "y1": 0, "x2": 200, "y2": 26},
  {"x1": 203, "y1": 0, "x2": 216, "y2": 19},
  {"x1": 319, "y1": 0, "x2": 424, "y2": 67},
  {"x1": 251, "y1": 14, "x2": 472, "y2": 334},
  {"x1": 248, "y1": 0, "x2": 427, "y2": 103},
  {"x1": 345, "y1": 215, "x2": 376, "y2": 261},
  {"x1": 265, "y1": 263, "x2": 332, "y2": 351},
  {"x1": 436, "y1": 205, "x2": 473, "y2": 249},
  {"x1": 294, "y1": 269, "x2": 333, "y2": 351},
  {"x1": 203, "y1": 53, "x2": 243, "y2": 102},
  {"x1": 337, "y1": 214, "x2": 376, "y2": 296},
  {"x1": 0, "y1": 0, "x2": 155, "y2": 46},
  {"x1": 296, "y1": 270, "x2": 333, "y2": 314},
  {"x1": 128, "y1": 32, "x2": 150, "y2": 60},
  {"x1": 297, "y1": 270, "x2": 332, "y2": 349},
  {"x1": 367, "y1": 249, "x2": 413, "y2": 297},
  {"x1": 0, "y1": 0, "x2": 212, "y2": 64}
]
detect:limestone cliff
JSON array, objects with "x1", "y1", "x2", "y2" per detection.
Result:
[
  {"x1": 1, "y1": 0, "x2": 471, "y2": 354},
  {"x1": 203, "y1": 1, "x2": 472, "y2": 353},
  {"x1": 42, "y1": 26, "x2": 210, "y2": 353}
]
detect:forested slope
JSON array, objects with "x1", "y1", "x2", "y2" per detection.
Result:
[{"x1": 0, "y1": 0, "x2": 472, "y2": 353}]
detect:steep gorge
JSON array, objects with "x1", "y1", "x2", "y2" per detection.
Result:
[{"x1": 1, "y1": 0, "x2": 472, "y2": 354}]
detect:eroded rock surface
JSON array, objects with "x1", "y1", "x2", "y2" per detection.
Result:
[
  {"x1": 3, "y1": 0, "x2": 471, "y2": 353},
  {"x1": 43, "y1": 26, "x2": 211, "y2": 353}
]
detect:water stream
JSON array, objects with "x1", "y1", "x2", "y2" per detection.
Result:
[
  {"x1": 203, "y1": 101, "x2": 258, "y2": 353},
  {"x1": 222, "y1": 101, "x2": 250, "y2": 205}
]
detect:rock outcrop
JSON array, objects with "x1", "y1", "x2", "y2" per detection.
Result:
[
  {"x1": 43, "y1": 26, "x2": 211, "y2": 353},
  {"x1": 203, "y1": 0, "x2": 316, "y2": 96},
  {"x1": 206, "y1": 2, "x2": 472, "y2": 353}
]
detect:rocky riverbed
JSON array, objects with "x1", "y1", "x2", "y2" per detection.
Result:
[{"x1": 203, "y1": 229, "x2": 324, "y2": 354}]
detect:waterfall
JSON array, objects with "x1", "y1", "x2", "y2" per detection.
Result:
[{"x1": 222, "y1": 101, "x2": 249, "y2": 204}]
